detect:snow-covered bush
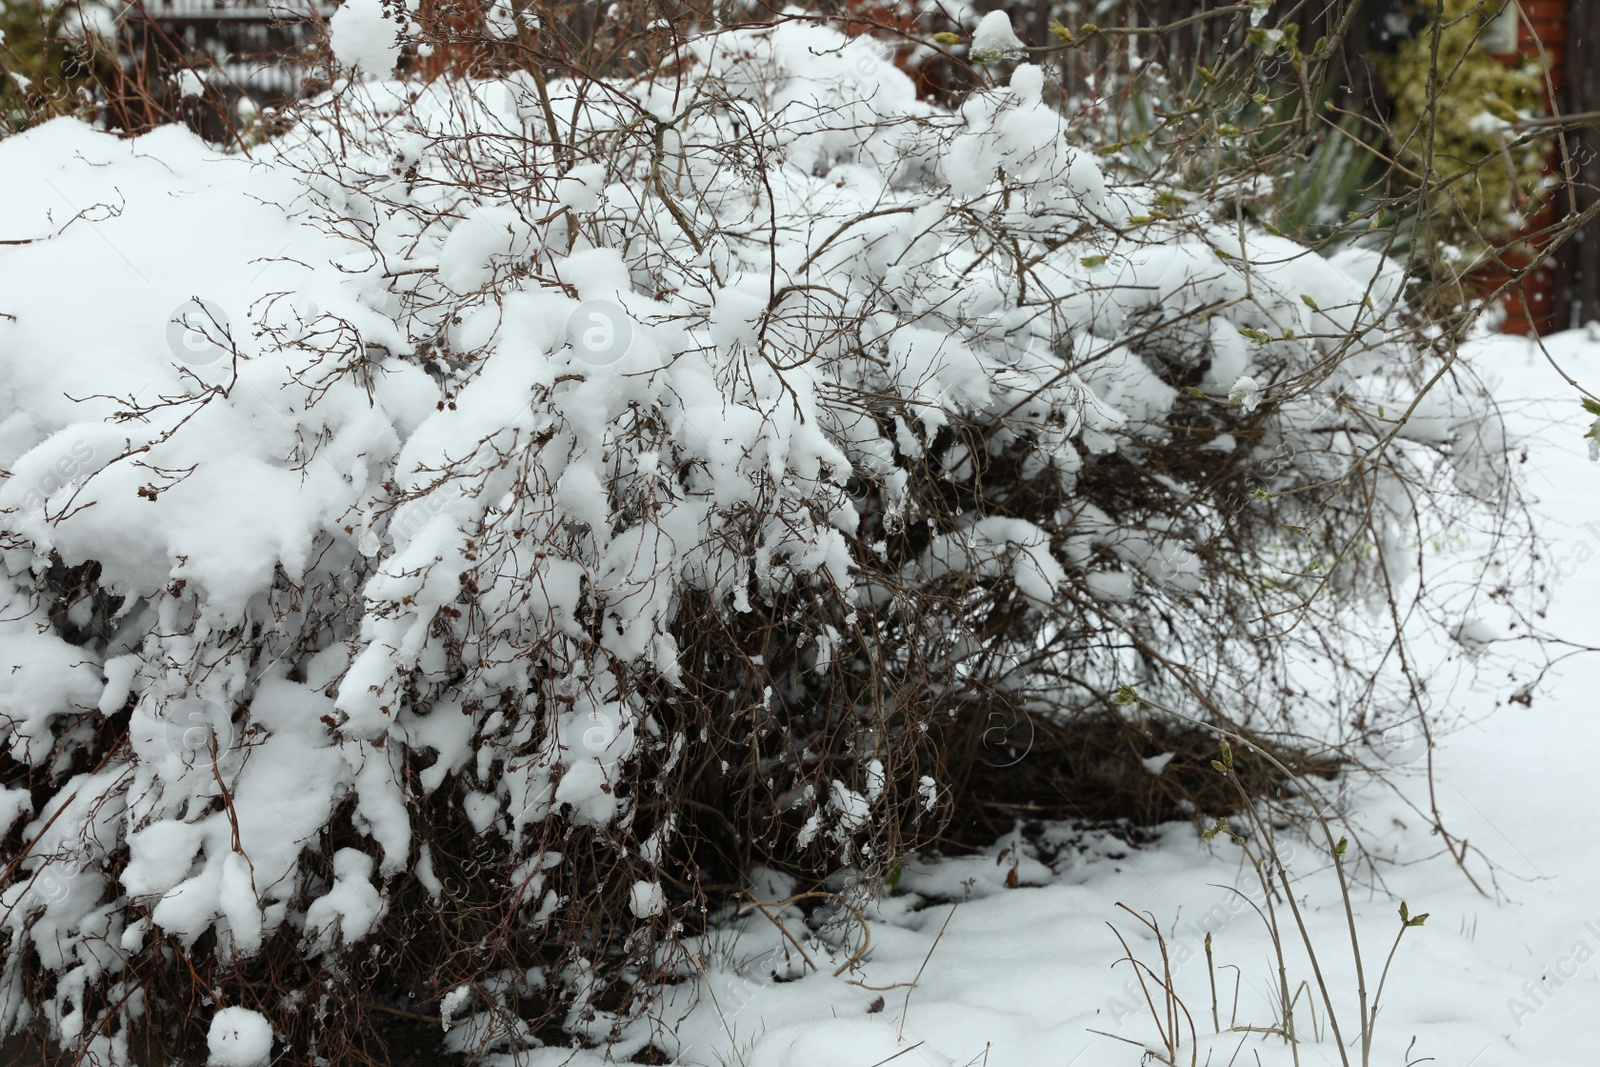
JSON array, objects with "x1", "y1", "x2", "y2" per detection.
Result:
[{"x1": 0, "y1": 11, "x2": 1518, "y2": 1063}]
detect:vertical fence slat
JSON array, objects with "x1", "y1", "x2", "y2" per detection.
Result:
[{"x1": 1556, "y1": 1, "x2": 1600, "y2": 328}]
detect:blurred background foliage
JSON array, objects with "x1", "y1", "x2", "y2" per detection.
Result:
[
  {"x1": 0, "y1": 0, "x2": 112, "y2": 131},
  {"x1": 1376, "y1": 0, "x2": 1551, "y2": 252}
]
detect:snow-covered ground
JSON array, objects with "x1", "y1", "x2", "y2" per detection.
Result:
[{"x1": 627, "y1": 332, "x2": 1600, "y2": 1067}]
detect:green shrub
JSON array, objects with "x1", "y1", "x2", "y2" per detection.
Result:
[{"x1": 1376, "y1": 0, "x2": 1551, "y2": 253}]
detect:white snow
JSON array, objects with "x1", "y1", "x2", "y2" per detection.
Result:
[
  {"x1": 328, "y1": 0, "x2": 403, "y2": 73},
  {"x1": 175, "y1": 70, "x2": 206, "y2": 99},
  {"x1": 206, "y1": 1007, "x2": 271, "y2": 1067},
  {"x1": 630, "y1": 880, "x2": 666, "y2": 918},
  {"x1": 1140, "y1": 751, "x2": 1176, "y2": 775},
  {"x1": 302, "y1": 849, "x2": 385, "y2": 952},
  {"x1": 969, "y1": 11, "x2": 1025, "y2": 62},
  {"x1": 1228, "y1": 373, "x2": 1263, "y2": 412},
  {"x1": 439, "y1": 984, "x2": 471, "y2": 1031}
]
